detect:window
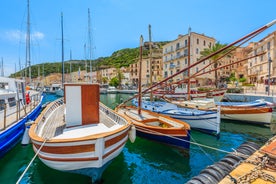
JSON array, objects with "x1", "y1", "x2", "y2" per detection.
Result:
[
  {"x1": 203, "y1": 40, "x2": 206, "y2": 46},
  {"x1": 0, "y1": 99, "x2": 5, "y2": 111},
  {"x1": 185, "y1": 58, "x2": 187, "y2": 65},
  {"x1": 196, "y1": 48, "x2": 199, "y2": 54},
  {"x1": 8, "y1": 97, "x2": 16, "y2": 107},
  {"x1": 176, "y1": 43, "x2": 180, "y2": 50},
  {"x1": 197, "y1": 39, "x2": 199, "y2": 44},
  {"x1": 185, "y1": 40, "x2": 188, "y2": 47},
  {"x1": 268, "y1": 42, "x2": 271, "y2": 50}
]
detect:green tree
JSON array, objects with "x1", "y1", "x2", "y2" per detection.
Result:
[
  {"x1": 102, "y1": 77, "x2": 108, "y2": 84},
  {"x1": 200, "y1": 42, "x2": 229, "y2": 88},
  {"x1": 229, "y1": 72, "x2": 237, "y2": 84},
  {"x1": 239, "y1": 77, "x2": 246, "y2": 83},
  {"x1": 117, "y1": 69, "x2": 124, "y2": 89},
  {"x1": 109, "y1": 77, "x2": 119, "y2": 87}
]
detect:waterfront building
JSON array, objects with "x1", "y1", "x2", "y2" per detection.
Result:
[
  {"x1": 247, "y1": 31, "x2": 276, "y2": 85},
  {"x1": 162, "y1": 32, "x2": 216, "y2": 86},
  {"x1": 129, "y1": 42, "x2": 163, "y2": 87}
]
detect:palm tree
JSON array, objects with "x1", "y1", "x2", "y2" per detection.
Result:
[{"x1": 200, "y1": 42, "x2": 229, "y2": 88}]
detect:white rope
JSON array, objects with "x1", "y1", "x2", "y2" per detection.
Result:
[
  {"x1": 136, "y1": 126, "x2": 251, "y2": 159},
  {"x1": 16, "y1": 139, "x2": 47, "y2": 184}
]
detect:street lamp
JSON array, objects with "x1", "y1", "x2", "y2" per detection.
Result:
[{"x1": 267, "y1": 56, "x2": 272, "y2": 96}]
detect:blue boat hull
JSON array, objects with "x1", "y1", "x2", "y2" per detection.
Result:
[
  {"x1": 0, "y1": 96, "x2": 43, "y2": 158},
  {"x1": 136, "y1": 128, "x2": 190, "y2": 150}
]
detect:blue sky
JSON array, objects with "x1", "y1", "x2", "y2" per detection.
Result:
[{"x1": 0, "y1": 0, "x2": 275, "y2": 76}]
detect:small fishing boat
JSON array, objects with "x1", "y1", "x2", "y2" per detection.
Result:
[
  {"x1": 207, "y1": 88, "x2": 227, "y2": 102},
  {"x1": 221, "y1": 105, "x2": 273, "y2": 125},
  {"x1": 166, "y1": 98, "x2": 273, "y2": 125},
  {"x1": 29, "y1": 83, "x2": 133, "y2": 183},
  {"x1": 132, "y1": 99, "x2": 220, "y2": 136},
  {"x1": 0, "y1": 77, "x2": 43, "y2": 157},
  {"x1": 216, "y1": 98, "x2": 273, "y2": 107},
  {"x1": 116, "y1": 105, "x2": 191, "y2": 150}
]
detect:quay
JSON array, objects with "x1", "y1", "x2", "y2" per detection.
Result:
[{"x1": 223, "y1": 84, "x2": 276, "y2": 104}]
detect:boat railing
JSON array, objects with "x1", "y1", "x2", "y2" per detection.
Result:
[
  {"x1": 99, "y1": 103, "x2": 128, "y2": 126},
  {"x1": 35, "y1": 98, "x2": 64, "y2": 137},
  {"x1": 0, "y1": 93, "x2": 41, "y2": 131}
]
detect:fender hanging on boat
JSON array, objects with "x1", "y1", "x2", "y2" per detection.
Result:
[{"x1": 128, "y1": 125, "x2": 136, "y2": 143}]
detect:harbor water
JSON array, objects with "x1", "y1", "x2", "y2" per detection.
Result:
[{"x1": 0, "y1": 93, "x2": 274, "y2": 184}]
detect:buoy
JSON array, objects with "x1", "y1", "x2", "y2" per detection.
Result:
[
  {"x1": 21, "y1": 126, "x2": 30, "y2": 145},
  {"x1": 21, "y1": 120, "x2": 34, "y2": 145},
  {"x1": 128, "y1": 125, "x2": 136, "y2": 143}
]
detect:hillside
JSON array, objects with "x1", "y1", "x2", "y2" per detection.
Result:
[{"x1": 10, "y1": 41, "x2": 168, "y2": 78}]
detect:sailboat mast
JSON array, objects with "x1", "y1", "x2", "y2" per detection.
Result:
[
  {"x1": 187, "y1": 27, "x2": 191, "y2": 100},
  {"x1": 70, "y1": 50, "x2": 72, "y2": 82},
  {"x1": 26, "y1": 0, "x2": 31, "y2": 83},
  {"x1": 148, "y1": 24, "x2": 153, "y2": 101},
  {"x1": 88, "y1": 8, "x2": 92, "y2": 83},
  {"x1": 138, "y1": 35, "x2": 143, "y2": 115},
  {"x1": 1, "y1": 57, "x2": 4, "y2": 77},
  {"x1": 61, "y1": 12, "x2": 64, "y2": 86}
]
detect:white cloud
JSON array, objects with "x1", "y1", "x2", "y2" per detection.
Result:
[{"x1": 3, "y1": 29, "x2": 44, "y2": 43}]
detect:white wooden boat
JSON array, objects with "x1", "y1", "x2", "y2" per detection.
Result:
[
  {"x1": 29, "y1": 83, "x2": 133, "y2": 183},
  {"x1": 166, "y1": 98, "x2": 273, "y2": 125},
  {"x1": 220, "y1": 105, "x2": 273, "y2": 125},
  {"x1": 132, "y1": 99, "x2": 220, "y2": 136}
]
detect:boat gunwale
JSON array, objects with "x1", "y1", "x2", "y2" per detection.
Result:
[{"x1": 29, "y1": 99, "x2": 132, "y2": 143}]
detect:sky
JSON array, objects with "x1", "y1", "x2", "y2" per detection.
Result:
[{"x1": 0, "y1": 0, "x2": 275, "y2": 76}]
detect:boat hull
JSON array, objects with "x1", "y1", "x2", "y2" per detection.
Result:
[
  {"x1": 136, "y1": 127, "x2": 190, "y2": 150},
  {"x1": 221, "y1": 106, "x2": 272, "y2": 125},
  {"x1": 31, "y1": 129, "x2": 128, "y2": 182},
  {"x1": 161, "y1": 111, "x2": 220, "y2": 136}
]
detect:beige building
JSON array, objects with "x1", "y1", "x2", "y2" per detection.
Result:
[
  {"x1": 217, "y1": 46, "x2": 251, "y2": 81},
  {"x1": 247, "y1": 31, "x2": 276, "y2": 85},
  {"x1": 162, "y1": 32, "x2": 216, "y2": 86}
]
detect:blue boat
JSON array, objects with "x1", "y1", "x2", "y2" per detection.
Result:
[
  {"x1": 0, "y1": 77, "x2": 44, "y2": 158},
  {"x1": 132, "y1": 99, "x2": 220, "y2": 137}
]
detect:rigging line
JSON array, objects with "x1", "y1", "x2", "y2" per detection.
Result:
[
  {"x1": 137, "y1": 127, "x2": 235, "y2": 154},
  {"x1": 189, "y1": 32, "x2": 259, "y2": 80},
  {"x1": 16, "y1": 139, "x2": 47, "y2": 184},
  {"x1": 188, "y1": 132, "x2": 215, "y2": 163},
  {"x1": 120, "y1": 21, "x2": 275, "y2": 106},
  {"x1": 135, "y1": 125, "x2": 248, "y2": 158}
]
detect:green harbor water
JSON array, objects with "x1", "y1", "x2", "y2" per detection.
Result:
[{"x1": 0, "y1": 93, "x2": 274, "y2": 184}]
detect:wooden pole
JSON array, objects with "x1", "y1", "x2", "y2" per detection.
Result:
[{"x1": 138, "y1": 35, "x2": 143, "y2": 115}]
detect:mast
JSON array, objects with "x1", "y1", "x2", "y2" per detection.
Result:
[
  {"x1": 119, "y1": 19, "x2": 276, "y2": 106},
  {"x1": 26, "y1": 0, "x2": 31, "y2": 83},
  {"x1": 187, "y1": 27, "x2": 191, "y2": 100},
  {"x1": 88, "y1": 8, "x2": 92, "y2": 83},
  {"x1": 1, "y1": 58, "x2": 4, "y2": 77},
  {"x1": 148, "y1": 24, "x2": 153, "y2": 101},
  {"x1": 70, "y1": 50, "x2": 72, "y2": 82},
  {"x1": 138, "y1": 35, "x2": 143, "y2": 115},
  {"x1": 61, "y1": 12, "x2": 64, "y2": 87}
]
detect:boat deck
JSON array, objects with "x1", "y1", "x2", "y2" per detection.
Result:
[
  {"x1": 40, "y1": 105, "x2": 124, "y2": 140},
  {"x1": 117, "y1": 107, "x2": 157, "y2": 122}
]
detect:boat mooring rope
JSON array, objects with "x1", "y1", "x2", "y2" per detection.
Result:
[
  {"x1": 136, "y1": 126, "x2": 254, "y2": 160},
  {"x1": 16, "y1": 139, "x2": 47, "y2": 184}
]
